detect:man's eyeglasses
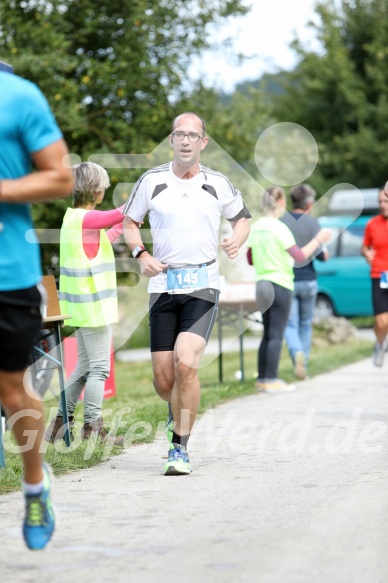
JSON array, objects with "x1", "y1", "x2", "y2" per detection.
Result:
[{"x1": 172, "y1": 131, "x2": 204, "y2": 143}]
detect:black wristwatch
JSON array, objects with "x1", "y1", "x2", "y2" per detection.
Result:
[{"x1": 132, "y1": 245, "x2": 147, "y2": 259}]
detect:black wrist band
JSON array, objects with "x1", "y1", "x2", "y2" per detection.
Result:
[{"x1": 136, "y1": 248, "x2": 147, "y2": 259}]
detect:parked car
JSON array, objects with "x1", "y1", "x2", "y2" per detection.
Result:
[
  {"x1": 314, "y1": 215, "x2": 371, "y2": 319},
  {"x1": 313, "y1": 188, "x2": 380, "y2": 320}
]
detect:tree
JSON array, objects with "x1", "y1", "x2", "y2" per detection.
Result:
[
  {"x1": 0, "y1": 0, "x2": 248, "y2": 271},
  {"x1": 178, "y1": 83, "x2": 274, "y2": 177},
  {"x1": 272, "y1": 0, "x2": 388, "y2": 191},
  {"x1": 1, "y1": 0, "x2": 248, "y2": 152}
]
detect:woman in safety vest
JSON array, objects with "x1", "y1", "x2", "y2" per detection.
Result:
[{"x1": 45, "y1": 162, "x2": 124, "y2": 444}]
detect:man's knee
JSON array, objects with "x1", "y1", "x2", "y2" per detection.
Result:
[
  {"x1": 153, "y1": 374, "x2": 172, "y2": 399},
  {"x1": 0, "y1": 371, "x2": 38, "y2": 412},
  {"x1": 375, "y1": 317, "x2": 388, "y2": 332},
  {"x1": 0, "y1": 386, "x2": 30, "y2": 412},
  {"x1": 174, "y1": 358, "x2": 197, "y2": 385}
]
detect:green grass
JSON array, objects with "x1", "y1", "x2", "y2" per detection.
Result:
[
  {"x1": 0, "y1": 335, "x2": 373, "y2": 495},
  {"x1": 349, "y1": 316, "x2": 375, "y2": 328}
]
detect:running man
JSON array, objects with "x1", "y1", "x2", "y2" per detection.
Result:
[
  {"x1": 362, "y1": 186, "x2": 388, "y2": 367},
  {"x1": 123, "y1": 112, "x2": 250, "y2": 475},
  {"x1": 0, "y1": 68, "x2": 72, "y2": 549}
]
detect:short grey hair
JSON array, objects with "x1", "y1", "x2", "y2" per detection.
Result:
[
  {"x1": 72, "y1": 162, "x2": 110, "y2": 208},
  {"x1": 289, "y1": 184, "x2": 316, "y2": 210},
  {"x1": 260, "y1": 186, "x2": 286, "y2": 217},
  {"x1": 171, "y1": 112, "x2": 206, "y2": 134}
]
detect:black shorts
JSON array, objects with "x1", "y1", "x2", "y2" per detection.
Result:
[
  {"x1": 149, "y1": 289, "x2": 219, "y2": 352},
  {"x1": 0, "y1": 285, "x2": 44, "y2": 372},
  {"x1": 372, "y1": 278, "x2": 388, "y2": 316}
]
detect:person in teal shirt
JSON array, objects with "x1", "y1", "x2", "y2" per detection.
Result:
[
  {"x1": 247, "y1": 187, "x2": 330, "y2": 392},
  {"x1": 0, "y1": 69, "x2": 72, "y2": 550}
]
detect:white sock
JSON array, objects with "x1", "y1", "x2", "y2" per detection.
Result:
[{"x1": 23, "y1": 477, "x2": 44, "y2": 496}]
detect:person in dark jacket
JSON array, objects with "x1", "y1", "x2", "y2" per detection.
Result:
[{"x1": 281, "y1": 184, "x2": 329, "y2": 379}]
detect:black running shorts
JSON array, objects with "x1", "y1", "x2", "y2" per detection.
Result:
[
  {"x1": 372, "y1": 278, "x2": 388, "y2": 316},
  {"x1": 0, "y1": 285, "x2": 43, "y2": 371},
  {"x1": 149, "y1": 288, "x2": 219, "y2": 352}
]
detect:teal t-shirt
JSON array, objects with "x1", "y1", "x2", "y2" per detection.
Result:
[
  {"x1": 247, "y1": 216, "x2": 296, "y2": 290},
  {"x1": 0, "y1": 72, "x2": 62, "y2": 291}
]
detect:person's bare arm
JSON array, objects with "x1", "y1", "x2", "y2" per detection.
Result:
[
  {"x1": 0, "y1": 139, "x2": 73, "y2": 203},
  {"x1": 220, "y1": 217, "x2": 250, "y2": 259},
  {"x1": 361, "y1": 244, "x2": 375, "y2": 263},
  {"x1": 300, "y1": 228, "x2": 331, "y2": 260},
  {"x1": 286, "y1": 229, "x2": 332, "y2": 262},
  {"x1": 123, "y1": 216, "x2": 167, "y2": 277}
]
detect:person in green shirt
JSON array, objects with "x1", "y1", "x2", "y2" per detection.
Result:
[{"x1": 247, "y1": 187, "x2": 330, "y2": 392}]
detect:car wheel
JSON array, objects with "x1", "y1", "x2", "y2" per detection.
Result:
[{"x1": 314, "y1": 295, "x2": 335, "y2": 321}]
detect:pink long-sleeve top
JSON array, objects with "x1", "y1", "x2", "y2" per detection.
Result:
[{"x1": 82, "y1": 207, "x2": 124, "y2": 259}]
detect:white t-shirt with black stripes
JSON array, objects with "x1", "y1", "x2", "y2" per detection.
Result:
[{"x1": 123, "y1": 162, "x2": 249, "y2": 293}]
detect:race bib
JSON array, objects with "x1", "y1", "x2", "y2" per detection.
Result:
[
  {"x1": 380, "y1": 271, "x2": 388, "y2": 289},
  {"x1": 167, "y1": 265, "x2": 209, "y2": 293}
]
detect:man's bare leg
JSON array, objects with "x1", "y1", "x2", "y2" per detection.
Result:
[
  {"x1": 152, "y1": 350, "x2": 175, "y2": 402},
  {"x1": 0, "y1": 369, "x2": 44, "y2": 484},
  {"x1": 172, "y1": 331, "x2": 206, "y2": 435},
  {"x1": 152, "y1": 332, "x2": 206, "y2": 435},
  {"x1": 374, "y1": 312, "x2": 388, "y2": 345}
]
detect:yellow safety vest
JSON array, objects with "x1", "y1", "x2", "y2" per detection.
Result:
[{"x1": 59, "y1": 208, "x2": 118, "y2": 327}]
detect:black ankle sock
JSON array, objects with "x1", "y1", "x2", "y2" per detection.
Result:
[{"x1": 172, "y1": 431, "x2": 189, "y2": 448}]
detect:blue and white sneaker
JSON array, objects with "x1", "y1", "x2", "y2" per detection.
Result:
[
  {"x1": 164, "y1": 445, "x2": 192, "y2": 475},
  {"x1": 166, "y1": 403, "x2": 174, "y2": 448},
  {"x1": 23, "y1": 463, "x2": 55, "y2": 550}
]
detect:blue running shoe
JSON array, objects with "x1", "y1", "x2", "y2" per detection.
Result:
[
  {"x1": 166, "y1": 402, "x2": 174, "y2": 447},
  {"x1": 164, "y1": 446, "x2": 192, "y2": 475},
  {"x1": 23, "y1": 463, "x2": 55, "y2": 550}
]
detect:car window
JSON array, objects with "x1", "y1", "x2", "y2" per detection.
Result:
[{"x1": 339, "y1": 227, "x2": 364, "y2": 257}]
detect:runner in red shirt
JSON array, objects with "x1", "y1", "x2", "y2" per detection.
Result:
[{"x1": 362, "y1": 187, "x2": 388, "y2": 366}]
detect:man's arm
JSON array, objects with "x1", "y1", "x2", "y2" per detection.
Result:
[
  {"x1": 0, "y1": 139, "x2": 73, "y2": 203},
  {"x1": 220, "y1": 217, "x2": 250, "y2": 259},
  {"x1": 361, "y1": 244, "x2": 375, "y2": 264},
  {"x1": 123, "y1": 216, "x2": 167, "y2": 277}
]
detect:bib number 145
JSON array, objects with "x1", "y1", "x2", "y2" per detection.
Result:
[
  {"x1": 167, "y1": 265, "x2": 208, "y2": 292},
  {"x1": 176, "y1": 272, "x2": 197, "y2": 285}
]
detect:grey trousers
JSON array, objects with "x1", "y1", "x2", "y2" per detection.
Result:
[{"x1": 58, "y1": 325, "x2": 112, "y2": 423}]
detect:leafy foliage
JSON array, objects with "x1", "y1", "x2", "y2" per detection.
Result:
[
  {"x1": 272, "y1": 0, "x2": 388, "y2": 191},
  {"x1": 0, "y1": 0, "x2": 248, "y2": 239},
  {"x1": 1, "y1": 0, "x2": 248, "y2": 152}
]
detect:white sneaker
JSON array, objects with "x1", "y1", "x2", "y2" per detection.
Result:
[
  {"x1": 373, "y1": 343, "x2": 385, "y2": 367},
  {"x1": 262, "y1": 379, "x2": 296, "y2": 393}
]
